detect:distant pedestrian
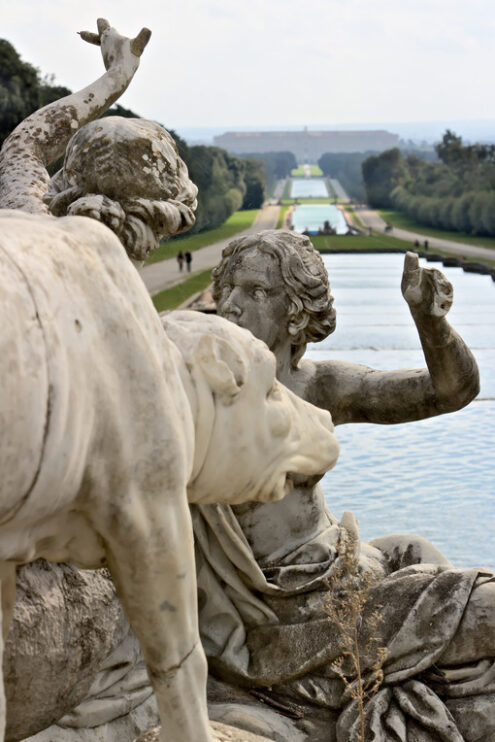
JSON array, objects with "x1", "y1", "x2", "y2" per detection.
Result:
[
  {"x1": 177, "y1": 251, "x2": 184, "y2": 272},
  {"x1": 185, "y1": 251, "x2": 192, "y2": 273},
  {"x1": 414, "y1": 239, "x2": 420, "y2": 248},
  {"x1": 424, "y1": 239, "x2": 429, "y2": 251}
]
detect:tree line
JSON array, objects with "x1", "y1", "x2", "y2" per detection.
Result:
[
  {"x1": 0, "y1": 38, "x2": 273, "y2": 235},
  {"x1": 237, "y1": 151, "x2": 297, "y2": 194},
  {"x1": 317, "y1": 151, "x2": 370, "y2": 202},
  {"x1": 361, "y1": 132, "x2": 495, "y2": 236}
]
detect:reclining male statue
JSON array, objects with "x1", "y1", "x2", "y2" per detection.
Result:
[
  {"x1": 190, "y1": 230, "x2": 495, "y2": 742},
  {"x1": 0, "y1": 20, "x2": 339, "y2": 742}
]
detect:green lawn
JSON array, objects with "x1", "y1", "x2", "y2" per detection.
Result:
[
  {"x1": 309, "y1": 164, "x2": 323, "y2": 176},
  {"x1": 276, "y1": 205, "x2": 290, "y2": 229},
  {"x1": 146, "y1": 209, "x2": 259, "y2": 265},
  {"x1": 310, "y1": 232, "x2": 495, "y2": 268},
  {"x1": 152, "y1": 269, "x2": 213, "y2": 312},
  {"x1": 291, "y1": 165, "x2": 305, "y2": 177},
  {"x1": 291, "y1": 164, "x2": 323, "y2": 176},
  {"x1": 343, "y1": 206, "x2": 365, "y2": 229},
  {"x1": 281, "y1": 179, "x2": 292, "y2": 199},
  {"x1": 311, "y1": 233, "x2": 414, "y2": 252},
  {"x1": 379, "y1": 210, "x2": 495, "y2": 250}
]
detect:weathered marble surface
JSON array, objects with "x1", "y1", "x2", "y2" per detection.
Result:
[
  {"x1": 0, "y1": 20, "x2": 150, "y2": 215},
  {"x1": 1, "y1": 12, "x2": 491, "y2": 742},
  {"x1": 0, "y1": 212, "x2": 337, "y2": 742},
  {"x1": 0, "y1": 19, "x2": 197, "y2": 265},
  {"x1": 5, "y1": 229, "x2": 493, "y2": 742},
  {"x1": 0, "y1": 19, "x2": 340, "y2": 742},
  {"x1": 46, "y1": 116, "x2": 198, "y2": 262},
  {"x1": 189, "y1": 230, "x2": 495, "y2": 741}
]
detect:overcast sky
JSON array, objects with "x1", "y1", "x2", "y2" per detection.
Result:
[{"x1": 2, "y1": 0, "x2": 494, "y2": 131}]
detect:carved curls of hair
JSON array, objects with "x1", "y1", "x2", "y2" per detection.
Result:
[
  {"x1": 45, "y1": 118, "x2": 197, "y2": 261},
  {"x1": 54, "y1": 193, "x2": 196, "y2": 261},
  {"x1": 212, "y1": 230, "x2": 336, "y2": 367}
]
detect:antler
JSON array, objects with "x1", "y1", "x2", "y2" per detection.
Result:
[
  {"x1": 79, "y1": 19, "x2": 151, "y2": 58},
  {"x1": 131, "y1": 28, "x2": 152, "y2": 57}
]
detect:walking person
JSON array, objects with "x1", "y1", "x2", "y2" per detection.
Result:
[
  {"x1": 177, "y1": 250, "x2": 184, "y2": 272},
  {"x1": 185, "y1": 250, "x2": 192, "y2": 273}
]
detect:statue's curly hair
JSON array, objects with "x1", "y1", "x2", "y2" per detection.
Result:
[
  {"x1": 212, "y1": 230, "x2": 336, "y2": 367},
  {"x1": 45, "y1": 118, "x2": 197, "y2": 262}
]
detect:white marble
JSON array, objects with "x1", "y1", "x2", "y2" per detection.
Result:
[
  {"x1": 0, "y1": 20, "x2": 338, "y2": 742},
  {"x1": 0, "y1": 212, "x2": 338, "y2": 742}
]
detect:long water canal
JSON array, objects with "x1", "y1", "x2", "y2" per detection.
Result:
[{"x1": 308, "y1": 253, "x2": 495, "y2": 568}]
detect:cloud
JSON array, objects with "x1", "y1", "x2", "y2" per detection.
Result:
[{"x1": 1, "y1": 0, "x2": 494, "y2": 128}]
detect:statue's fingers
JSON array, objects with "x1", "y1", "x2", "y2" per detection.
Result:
[
  {"x1": 424, "y1": 270, "x2": 452, "y2": 315},
  {"x1": 429, "y1": 269, "x2": 453, "y2": 296},
  {"x1": 78, "y1": 31, "x2": 101, "y2": 46},
  {"x1": 131, "y1": 28, "x2": 152, "y2": 57},
  {"x1": 403, "y1": 251, "x2": 420, "y2": 276},
  {"x1": 97, "y1": 18, "x2": 111, "y2": 35},
  {"x1": 401, "y1": 251, "x2": 421, "y2": 293}
]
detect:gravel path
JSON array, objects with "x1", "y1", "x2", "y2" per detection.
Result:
[
  {"x1": 139, "y1": 205, "x2": 280, "y2": 296},
  {"x1": 357, "y1": 208, "x2": 495, "y2": 262}
]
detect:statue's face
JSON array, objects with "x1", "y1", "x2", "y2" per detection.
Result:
[{"x1": 216, "y1": 248, "x2": 290, "y2": 353}]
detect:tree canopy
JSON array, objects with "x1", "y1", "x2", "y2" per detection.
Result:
[
  {"x1": 361, "y1": 133, "x2": 495, "y2": 235},
  {"x1": 0, "y1": 39, "x2": 71, "y2": 146},
  {"x1": 238, "y1": 151, "x2": 296, "y2": 193}
]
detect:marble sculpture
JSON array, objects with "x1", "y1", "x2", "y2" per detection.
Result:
[
  {"x1": 0, "y1": 20, "x2": 338, "y2": 742},
  {"x1": 191, "y1": 230, "x2": 495, "y2": 741}
]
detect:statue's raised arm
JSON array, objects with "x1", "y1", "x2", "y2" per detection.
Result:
[
  {"x1": 0, "y1": 18, "x2": 151, "y2": 213},
  {"x1": 341, "y1": 251, "x2": 481, "y2": 424}
]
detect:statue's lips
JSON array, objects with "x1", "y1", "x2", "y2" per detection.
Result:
[{"x1": 220, "y1": 313, "x2": 243, "y2": 329}]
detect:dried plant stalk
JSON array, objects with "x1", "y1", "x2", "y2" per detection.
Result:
[{"x1": 324, "y1": 513, "x2": 388, "y2": 742}]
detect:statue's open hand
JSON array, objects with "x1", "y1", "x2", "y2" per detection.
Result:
[
  {"x1": 401, "y1": 251, "x2": 453, "y2": 318},
  {"x1": 79, "y1": 18, "x2": 151, "y2": 72}
]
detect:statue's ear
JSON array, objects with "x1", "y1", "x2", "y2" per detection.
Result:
[{"x1": 195, "y1": 334, "x2": 246, "y2": 404}]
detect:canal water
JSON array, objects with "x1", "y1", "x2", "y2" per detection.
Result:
[
  {"x1": 307, "y1": 253, "x2": 495, "y2": 569},
  {"x1": 291, "y1": 178, "x2": 328, "y2": 198},
  {"x1": 292, "y1": 204, "x2": 349, "y2": 235}
]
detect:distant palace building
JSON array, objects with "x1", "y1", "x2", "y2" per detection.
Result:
[{"x1": 213, "y1": 128, "x2": 399, "y2": 162}]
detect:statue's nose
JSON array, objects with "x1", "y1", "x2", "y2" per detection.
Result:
[{"x1": 221, "y1": 289, "x2": 242, "y2": 317}]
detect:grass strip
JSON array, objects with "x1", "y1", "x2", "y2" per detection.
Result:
[
  {"x1": 291, "y1": 164, "x2": 323, "y2": 176},
  {"x1": 343, "y1": 206, "x2": 365, "y2": 229},
  {"x1": 291, "y1": 165, "x2": 305, "y2": 176},
  {"x1": 281, "y1": 179, "x2": 292, "y2": 199},
  {"x1": 379, "y1": 209, "x2": 495, "y2": 250},
  {"x1": 309, "y1": 164, "x2": 323, "y2": 176},
  {"x1": 146, "y1": 209, "x2": 259, "y2": 265},
  {"x1": 311, "y1": 233, "x2": 495, "y2": 268},
  {"x1": 152, "y1": 269, "x2": 213, "y2": 312},
  {"x1": 276, "y1": 206, "x2": 290, "y2": 229},
  {"x1": 311, "y1": 233, "x2": 418, "y2": 252},
  {"x1": 280, "y1": 197, "x2": 344, "y2": 205}
]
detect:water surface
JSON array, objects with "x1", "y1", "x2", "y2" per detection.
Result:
[
  {"x1": 306, "y1": 254, "x2": 495, "y2": 568},
  {"x1": 291, "y1": 178, "x2": 328, "y2": 198},
  {"x1": 292, "y1": 204, "x2": 348, "y2": 235}
]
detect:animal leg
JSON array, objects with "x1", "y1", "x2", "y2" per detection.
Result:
[
  {"x1": 102, "y1": 496, "x2": 213, "y2": 742},
  {"x1": 0, "y1": 562, "x2": 15, "y2": 741}
]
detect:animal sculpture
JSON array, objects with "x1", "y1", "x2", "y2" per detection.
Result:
[{"x1": 0, "y1": 210, "x2": 339, "y2": 741}]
